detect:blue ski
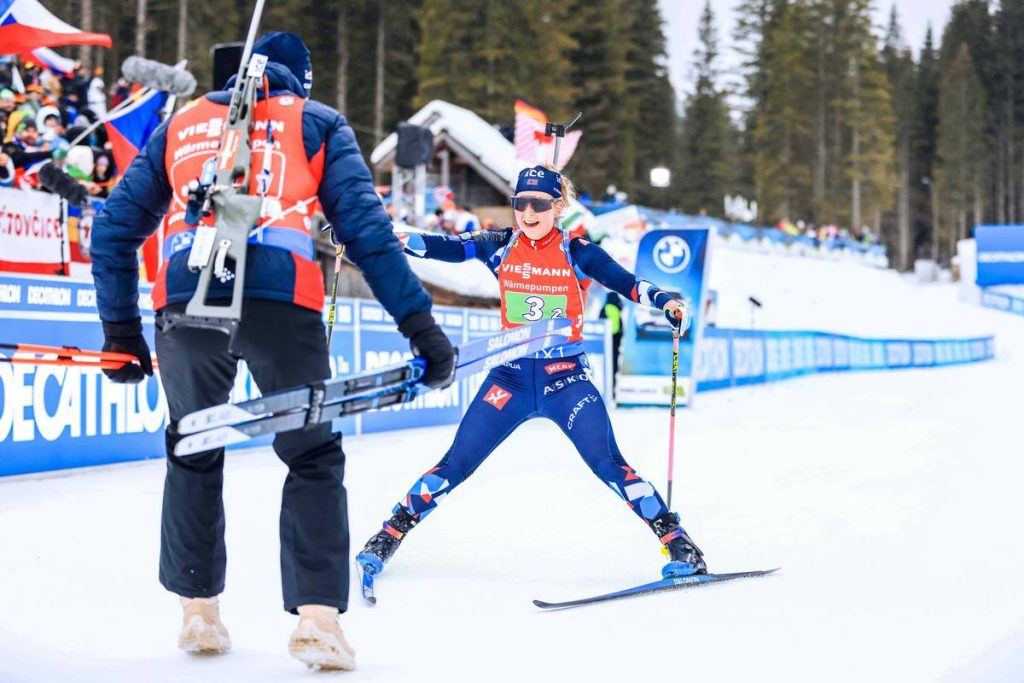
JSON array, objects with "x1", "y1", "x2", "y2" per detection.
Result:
[
  {"x1": 533, "y1": 568, "x2": 779, "y2": 610},
  {"x1": 357, "y1": 561, "x2": 377, "y2": 606}
]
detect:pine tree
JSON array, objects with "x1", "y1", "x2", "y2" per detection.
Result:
[
  {"x1": 912, "y1": 27, "x2": 941, "y2": 260},
  {"x1": 749, "y1": 0, "x2": 812, "y2": 223},
  {"x1": 882, "y1": 7, "x2": 916, "y2": 269},
  {"x1": 621, "y1": 0, "x2": 678, "y2": 207},
  {"x1": 994, "y1": 0, "x2": 1024, "y2": 223},
  {"x1": 934, "y1": 44, "x2": 989, "y2": 261},
  {"x1": 677, "y1": 1, "x2": 736, "y2": 215},
  {"x1": 938, "y1": 0, "x2": 996, "y2": 225},
  {"x1": 415, "y1": 1, "x2": 573, "y2": 124},
  {"x1": 566, "y1": 0, "x2": 630, "y2": 196}
]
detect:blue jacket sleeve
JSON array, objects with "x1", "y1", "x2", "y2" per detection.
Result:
[
  {"x1": 402, "y1": 228, "x2": 511, "y2": 265},
  {"x1": 305, "y1": 101, "x2": 431, "y2": 326},
  {"x1": 90, "y1": 121, "x2": 172, "y2": 322},
  {"x1": 569, "y1": 238, "x2": 672, "y2": 309}
]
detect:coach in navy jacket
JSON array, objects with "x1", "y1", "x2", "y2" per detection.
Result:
[{"x1": 89, "y1": 32, "x2": 454, "y2": 668}]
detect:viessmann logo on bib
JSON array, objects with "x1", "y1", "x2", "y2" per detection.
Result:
[{"x1": 500, "y1": 263, "x2": 573, "y2": 280}]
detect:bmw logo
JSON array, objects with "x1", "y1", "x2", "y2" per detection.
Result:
[{"x1": 653, "y1": 236, "x2": 691, "y2": 273}]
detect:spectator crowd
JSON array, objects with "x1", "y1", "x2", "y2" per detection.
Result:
[{"x1": 0, "y1": 55, "x2": 126, "y2": 198}]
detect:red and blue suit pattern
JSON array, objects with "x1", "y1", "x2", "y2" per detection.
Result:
[{"x1": 391, "y1": 227, "x2": 675, "y2": 526}]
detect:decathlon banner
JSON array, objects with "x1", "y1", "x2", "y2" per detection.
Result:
[
  {"x1": 0, "y1": 187, "x2": 67, "y2": 274},
  {"x1": 617, "y1": 228, "x2": 711, "y2": 407},
  {"x1": 976, "y1": 225, "x2": 1024, "y2": 287},
  {"x1": 0, "y1": 272, "x2": 610, "y2": 476}
]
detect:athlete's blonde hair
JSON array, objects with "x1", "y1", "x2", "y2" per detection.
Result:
[{"x1": 543, "y1": 164, "x2": 577, "y2": 209}]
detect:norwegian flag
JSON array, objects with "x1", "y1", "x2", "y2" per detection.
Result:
[{"x1": 513, "y1": 98, "x2": 581, "y2": 172}]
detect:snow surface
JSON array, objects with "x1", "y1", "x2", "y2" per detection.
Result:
[{"x1": 2, "y1": 249, "x2": 1022, "y2": 682}]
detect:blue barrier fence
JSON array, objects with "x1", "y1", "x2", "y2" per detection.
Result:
[
  {"x1": 0, "y1": 273, "x2": 608, "y2": 477},
  {"x1": 980, "y1": 288, "x2": 1024, "y2": 317},
  {"x1": 695, "y1": 327, "x2": 995, "y2": 392}
]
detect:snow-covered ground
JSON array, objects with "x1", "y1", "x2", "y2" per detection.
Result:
[{"x1": 1, "y1": 248, "x2": 1022, "y2": 682}]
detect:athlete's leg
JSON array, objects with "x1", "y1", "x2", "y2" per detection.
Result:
[
  {"x1": 358, "y1": 362, "x2": 537, "y2": 570},
  {"x1": 539, "y1": 361, "x2": 669, "y2": 525},
  {"x1": 539, "y1": 357, "x2": 706, "y2": 575}
]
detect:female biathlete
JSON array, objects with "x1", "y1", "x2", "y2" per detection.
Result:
[{"x1": 357, "y1": 165, "x2": 706, "y2": 581}]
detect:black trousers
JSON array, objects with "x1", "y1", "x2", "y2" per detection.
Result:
[{"x1": 155, "y1": 299, "x2": 349, "y2": 613}]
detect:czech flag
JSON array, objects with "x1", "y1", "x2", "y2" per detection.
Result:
[
  {"x1": 105, "y1": 88, "x2": 167, "y2": 282},
  {"x1": 25, "y1": 46, "x2": 77, "y2": 76},
  {"x1": 104, "y1": 88, "x2": 168, "y2": 175},
  {"x1": 0, "y1": 0, "x2": 112, "y2": 54}
]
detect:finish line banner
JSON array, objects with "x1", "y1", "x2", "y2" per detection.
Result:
[
  {"x1": 617, "y1": 228, "x2": 711, "y2": 407},
  {"x1": 976, "y1": 225, "x2": 1024, "y2": 287}
]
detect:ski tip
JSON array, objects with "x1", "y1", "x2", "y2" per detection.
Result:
[{"x1": 532, "y1": 599, "x2": 553, "y2": 609}]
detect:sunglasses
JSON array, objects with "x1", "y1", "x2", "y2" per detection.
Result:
[{"x1": 510, "y1": 196, "x2": 555, "y2": 212}]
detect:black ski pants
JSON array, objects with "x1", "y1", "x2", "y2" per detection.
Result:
[{"x1": 155, "y1": 298, "x2": 349, "y2": 613}]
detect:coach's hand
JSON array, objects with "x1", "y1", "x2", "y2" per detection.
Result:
[
  {"x1": 398, "y1": 311, "x2": 457, "y2": 389},
  {"x1": 101, "y1": 318, "x2": 154, "y2": 384}
]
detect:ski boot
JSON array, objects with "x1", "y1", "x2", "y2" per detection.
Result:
[
  {"x1": 651, "y1": 512, "x2": 707, "y2": 578},
  {"x1": 177, "y1": 596, "x2": 231, "y2": 654},
  {"x1": 356, "y1": 508, "x2": 418, "y2": 577},
  {"x1": 288, "y1": 604, "x2": 356, "y2": 671}
]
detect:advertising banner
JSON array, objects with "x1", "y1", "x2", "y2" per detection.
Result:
[
  {"x1": 617, "y1": 229, "x2": 711, "y2": 407},
  {"x1": 976, "y1": 225, "x2": 1024, "y2": 286},
  {"x1": 695, "y1": 328, "x2": 995, "y2": 392},
  {"x1": 0, "y1": 273, "x2": 609, "y2": 476},
  {"x1": 0, "y1": 187, "x2": 67, "y2": 274}
]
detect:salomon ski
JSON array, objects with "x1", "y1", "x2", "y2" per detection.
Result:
[
  {"x1": 533, "y1": 569, "x2": 779, "y2": 610},
  {"x1": 174, "y1": 318, "x2": 572, "y2": 456}
]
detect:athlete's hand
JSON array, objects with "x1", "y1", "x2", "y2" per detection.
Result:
[
  {"x1": 101, "y1": 318, "x2": 154, "y2": 384},
  {"x1": 398, "y1": 311, "x2": 456, "y2": 389},
  {"x1": 662, "y1": 300, "x2": 691, "y2": 332}
]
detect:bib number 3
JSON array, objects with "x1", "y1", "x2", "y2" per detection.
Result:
[{"x1": 523, "y1": 295, "x2": 564, "y2": 322}]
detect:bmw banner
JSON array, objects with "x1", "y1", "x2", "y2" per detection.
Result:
[
  {"x1": 976, "y1": 225, "x2": 1024, "y2": 286},
  {"x1": 617, "y1": 229, "x2": 711, "y2": 407}
]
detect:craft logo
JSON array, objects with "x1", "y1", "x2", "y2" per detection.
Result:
[
  {"x1": 653, "y1": 235, "x2": 691, "y2": 274},
  {"x1": 566, "y1": 394, "x2": 599, "y2": 430},
  {"x1": 483, "y1": 385, "x2": 512, "y2": 410},
  {"x1": 544, "y1": 361, "x2": 576, "y2": 375}
]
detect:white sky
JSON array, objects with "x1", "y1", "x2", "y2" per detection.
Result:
[{"x1": 659, "y1": 0, "x2": 954, "y2": 102}]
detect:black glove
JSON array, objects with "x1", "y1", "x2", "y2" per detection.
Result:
[
  {"x1": 101, "y1": 318, "x2": 154, "y2": 384},
  {"x1": 398, "y1": 311, "x2": 456, "y2": 389}
]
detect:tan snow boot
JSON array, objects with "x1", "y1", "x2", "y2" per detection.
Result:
[
  {"x1": 177, "y1": 596, "x2": 232, "y2": 654},
  {"x1": 288, "y1": 604, "x2": 356, "y2": 671}
]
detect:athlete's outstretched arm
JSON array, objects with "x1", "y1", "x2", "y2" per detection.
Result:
[
  {"x1": 398, "y1": 228, "x2": 513, "y2": 264},
  {"x1": 570, "y1": 237, "x2": 677, "y2": 309}
]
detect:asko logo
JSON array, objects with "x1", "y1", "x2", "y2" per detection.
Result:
[
  {"x1": 544, "y1": 361, "x2": 576, "y2": 375},
  {"x1": 482, "y1": 384, "x2": 512, "y2": 410}
]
